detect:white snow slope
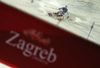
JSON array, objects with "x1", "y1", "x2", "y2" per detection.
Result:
[{"x1": 1, "y1": 0, "x2": 100, "y2": 45}]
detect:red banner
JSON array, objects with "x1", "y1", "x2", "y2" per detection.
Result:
[{"x1": 0, "y1": 2, "x2": 100, "y2": 68}]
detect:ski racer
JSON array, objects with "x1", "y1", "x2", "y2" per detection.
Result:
[{"x1": 56, "y1": 5, "x2": 69, "y2": 20}]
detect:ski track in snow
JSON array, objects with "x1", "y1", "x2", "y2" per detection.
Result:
[{"x1": 1, "y1": 0, "x2": 100, "y2": 45}]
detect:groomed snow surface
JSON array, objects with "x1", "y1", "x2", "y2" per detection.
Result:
[{"x1": 1, "y1": 0, "x2": 100, "y2": 45}]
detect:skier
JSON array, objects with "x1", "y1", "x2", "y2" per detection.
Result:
[{"x1": 56, "y1": 5, "x2": 69, "y2": 20}]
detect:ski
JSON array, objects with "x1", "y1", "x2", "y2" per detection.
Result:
[{"x1": 47, "y1": 13, "x2": 63, "y2": 21}]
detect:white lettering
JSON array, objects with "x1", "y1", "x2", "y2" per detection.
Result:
[
  {"x1": 33, "y1": 46, "x2": 41, "y2": 56},
  {"x1": 47, "y1": 48, "x2": 57, "y2": 63},
  {"x1": 23, "y1": 43, "x2": 34, "y2": 57},
  {"x1": 16, "y1": 39, "x2": 25, "y2": 50},
  {"x1": 5, "y1": 31, "x2": 57, "y2": 64},
  {"x1": 5, "y1": 31, "x2": 20, "y2": 47},
  {"x1": 39, "y1": 49, "x2": 48, "y2": 59}
]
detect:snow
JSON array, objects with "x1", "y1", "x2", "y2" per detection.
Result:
[{"x1": 1, "y1": 0, "x2": 100, "y2": 45}]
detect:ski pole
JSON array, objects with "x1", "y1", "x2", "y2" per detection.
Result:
[{"x1": 87, "y1": 21, "x2": 95, "y2": 39}]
